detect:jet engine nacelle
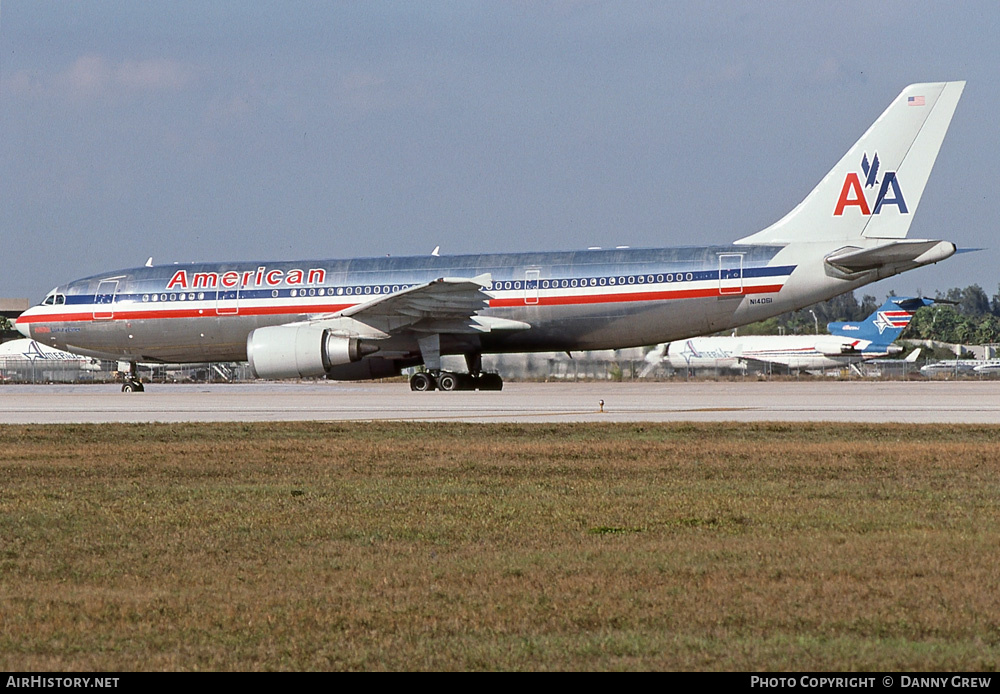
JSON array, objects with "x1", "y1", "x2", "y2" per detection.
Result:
[
  {"x1": 814, "y1": 337, "x2": 862, "y2": 356},
  {"x1": 247, "y1": 325, "x2": 379, "y2": 379}
]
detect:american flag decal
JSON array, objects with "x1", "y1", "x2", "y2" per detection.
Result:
[{"x1": 908, "y1": 95, "x2": 925, "y2": 106}]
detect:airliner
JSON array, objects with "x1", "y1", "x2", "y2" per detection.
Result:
[
  {"x1": 641, "y1": 296, "x2": 932, "y2": 375},
  {"x1": 16, "y1": 81, "x2": 965, "y2": 392},
  {"x1": 0, "y1": 338, "x2": 103, "y2": 370},
  {"x1": 920, "y1": 358, "x2": 999, "y2": 377}
]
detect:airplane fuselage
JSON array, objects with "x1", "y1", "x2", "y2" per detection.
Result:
[
  {"x1": 666, "y1": 335, "x2": 897, "y2": 373},
  {"x1": 17, "y1": 244, "x2": 868, "y2": 371}
]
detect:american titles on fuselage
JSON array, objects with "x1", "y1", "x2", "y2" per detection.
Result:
[
  {"x1": 165, "y1": 266, "x2": 327, "y2": 290},
  {"x1": 163, "y1": 265, "x2": 743, "y2": 293},
  {"x1": 52, "y1": 264, "x2": 791, "y2": 307}
]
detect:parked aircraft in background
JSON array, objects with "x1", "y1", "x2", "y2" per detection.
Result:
[
  {"x1": 920, "y1": 359, "x2": 1000, "y2": 377},
  {"x1": 0, "y1": 339, "x2": 103, "y2": 370},
  {"x1": 641, "y1": 297, "x2": 933, "y2": 375},
  {"x1": 0, "y1": 338, "x2": 102, "y2": 378},
  {"x1": 16, "y1": 82, "x2": 965, "y2": 392}
]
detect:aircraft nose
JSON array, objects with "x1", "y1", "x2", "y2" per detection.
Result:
[{"x1": 14, "y1": 312, "x2": 32, "y2": 338}]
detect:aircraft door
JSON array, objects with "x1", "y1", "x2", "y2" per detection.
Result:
[
  {"x1": 524, "y1": 268, "x2": 540, "y2": 305},
  {"x1": 216, "y1": 287, "x2": 240, "y2": 315},
  {"x1": 718, "y1": 254, "x2": 744, "y2": 295},
  {"x1": 93, "y1": 279, "x2": 119, "y2": 320}
]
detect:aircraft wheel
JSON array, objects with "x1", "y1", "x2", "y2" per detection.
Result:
[
  {"x1": 121, "y1": 380, "x2": 144, "y2": 393},
  {"x1": 410, "y1": 372, "x2": 436, "y2": 392},
  {"x1": 437, "y1": 372, "x2": 459, "y2": 392}
]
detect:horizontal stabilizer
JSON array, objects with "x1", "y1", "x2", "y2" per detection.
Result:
[{"x1": 825, "y1": 240, "x2": 955, "y2": 273}]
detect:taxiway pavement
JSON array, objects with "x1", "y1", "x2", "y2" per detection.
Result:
[{"x1": 1, "y1": 380, "x2": 997, "y2": 424}]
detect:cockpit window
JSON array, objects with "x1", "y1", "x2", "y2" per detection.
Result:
[{"x1": 41, "y1": 293, "x2": 66, "y2": 306}]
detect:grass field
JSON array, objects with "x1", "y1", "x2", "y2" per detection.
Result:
[{"x1": 1, "y1": 422, "x2": 998, "y2": 671}]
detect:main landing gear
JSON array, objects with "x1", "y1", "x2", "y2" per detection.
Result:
[
  {"x1": 409, "y1": 345, "x2": 502, "y2": 391},
  {"x1": 409, "y1": 370, "x2": 503, "y2": 392},
  {"x1": 120, "y1": 361, "x2": 145, "y2": 393}
]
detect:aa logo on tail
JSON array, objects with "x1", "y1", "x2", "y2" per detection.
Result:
[{"x1": 833, "y1": 151, "x2": 908, "y2": 216}]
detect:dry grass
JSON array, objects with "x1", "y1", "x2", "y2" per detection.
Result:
[{"x1": 1, "y1": 422, "x2": 998, "y2": 671}]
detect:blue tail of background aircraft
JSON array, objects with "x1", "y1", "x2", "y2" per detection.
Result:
[{"x1": 828, "y1": 297, "x2": 933, "y2": 347}]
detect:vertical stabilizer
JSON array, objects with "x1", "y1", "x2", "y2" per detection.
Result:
[
  {"x1": 827, "y1": 297, "x2": 934, "y2": 345},
  {"x1": 736, "y1": 82, "x2": 964, "y2": 244}
]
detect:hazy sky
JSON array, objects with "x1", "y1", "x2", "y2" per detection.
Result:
[{"x1": 2, "y1": 1, "x2": 998, "y2": 303}]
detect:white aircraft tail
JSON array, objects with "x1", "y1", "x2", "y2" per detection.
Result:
[{"x1": 737, "y1": 81, "x2": 964, "y2": 245}]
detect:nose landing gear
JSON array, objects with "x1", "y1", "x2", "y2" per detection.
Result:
[{"x1": 120, "y1": 362, "x2": 145, "y2": 393}]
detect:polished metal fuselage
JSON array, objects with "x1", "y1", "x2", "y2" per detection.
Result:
[{"x1": 17, "y1": 244, "x2": 877, "y2": 366}]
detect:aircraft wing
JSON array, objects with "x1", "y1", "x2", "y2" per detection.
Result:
[
  {"x1": 244, "y1": 273, "x2": 531, "y2": 380},
  {"x1": 329, "y1": 273, "x2": 530, "y2": 335}
]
